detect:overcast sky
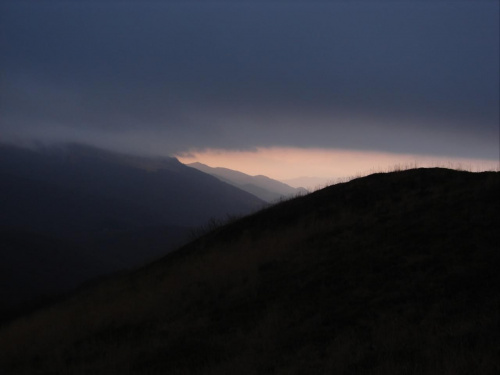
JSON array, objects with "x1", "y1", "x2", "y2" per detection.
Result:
[{"x1": 1, "y1": 0, "x2": 499, "y2": 181}]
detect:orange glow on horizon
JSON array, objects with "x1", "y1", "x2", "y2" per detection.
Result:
[{"x1": 177, "y1": 147, "x2": 499, "y2": 189}]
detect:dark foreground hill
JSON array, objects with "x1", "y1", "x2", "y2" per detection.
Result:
[{"x1": 0, "y1": 168, "x2": 499, "y2": 374}]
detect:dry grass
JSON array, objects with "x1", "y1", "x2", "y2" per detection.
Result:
[{"x1": 0, "y1": 168, "x2": 499, "y2": 374}]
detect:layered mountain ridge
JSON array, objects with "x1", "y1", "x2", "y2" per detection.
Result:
[{"x1": 188, "y1": 161, "x2": 307, "y2": 202}]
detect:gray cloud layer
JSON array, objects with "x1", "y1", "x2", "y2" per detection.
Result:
[{"x1": 1, "y1": 1, "x2": 498, "y2": 159}]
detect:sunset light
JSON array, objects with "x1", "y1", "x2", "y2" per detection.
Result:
[{"x1": 178, "y1": 147, "x2": 499, "y2": 189}]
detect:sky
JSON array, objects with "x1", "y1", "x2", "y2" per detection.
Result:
[{"x1": 1, "y1": 0, "x2": 499, "y2": 186}]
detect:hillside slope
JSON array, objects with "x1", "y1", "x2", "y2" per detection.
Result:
[{"x1": 0, "y1": 168, "x2": 498, "y2": 374}]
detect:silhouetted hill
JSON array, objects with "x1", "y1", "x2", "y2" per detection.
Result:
[
  {"x1": 188, "y1": 162, "x2": 307, "y2": 202},
  {"x1": 0, "y1": 142, "x2": 264, "y2": 316},
  {"x1": 0, "y1": 168, "x2": 498, "y2": 374}
]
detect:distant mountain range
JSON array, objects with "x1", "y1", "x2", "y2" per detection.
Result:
[
  {"x1": 2, "y1": 168, "x2": 498, "y2": 374},
  {"x1": 0, "y1": 142, "x2": 265, "y2": 317},
  {"x1": 282, "y1": 175, "x2": 332, "y2": 190},
  {"x1": 188, "y1": 162, "x2": 308, "y2": 202}
]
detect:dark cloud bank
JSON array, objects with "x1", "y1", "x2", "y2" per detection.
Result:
[{"x1": 1, "y1": 1, "x2": 498, "y2": 160}]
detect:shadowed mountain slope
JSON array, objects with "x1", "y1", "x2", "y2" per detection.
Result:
[
  {"x1": 0, "y1": 143, "x2": 264, "y2": 233},
  {"x1": 0, "y1": 142, "x2": 264, "y2": 318},
  {"x1": 0, "y1": 168, "x2": 499, "y2": 374},
  {"x1": 188, "y1": 162, "x2": 307, "y2": 202}
]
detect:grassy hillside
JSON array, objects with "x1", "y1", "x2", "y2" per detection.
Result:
[{"x1": 0, "y1": 168, "x2": 499, "y2": 374}]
